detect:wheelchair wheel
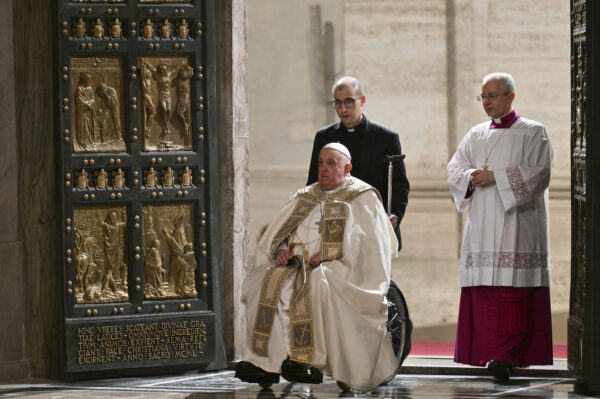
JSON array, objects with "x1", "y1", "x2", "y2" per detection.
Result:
[{"x1": 386, "y1": 280, "x2": 413, "y2": 367}]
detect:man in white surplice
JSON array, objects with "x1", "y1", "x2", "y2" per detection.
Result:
[
  {"x1": 235, "y1": 143, "x2": 399, "y2": 391},
  {"x1": 448, "y1": 72, "x2": 554, "y2": 382}
]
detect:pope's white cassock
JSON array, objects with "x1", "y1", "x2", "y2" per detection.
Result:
[
  {"x1": 241, "y1": 176, "x2": 399, "y2": 391},
  {"x1": 448, "y1": 114, "x2": 553, "y2": 287}
]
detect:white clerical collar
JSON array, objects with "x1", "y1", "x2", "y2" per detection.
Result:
[
  {"x1": 492, "y1": 109, "x2": 514, "y2": 124},
  {"x1": 342, "y1": 115, "x2": 365, "y2": 132}
]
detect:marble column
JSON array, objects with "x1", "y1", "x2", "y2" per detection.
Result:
[{"x1": 217, "y1": 0, "x2": 249, "y2": 362}]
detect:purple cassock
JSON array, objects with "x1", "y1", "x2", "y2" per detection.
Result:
[{"x1": 454, "y1": 286, "x2": 553, "y2": 366}]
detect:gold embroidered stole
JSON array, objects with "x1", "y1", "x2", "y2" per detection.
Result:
[
  {"x1": 251, "y1": 256, "x2": 299, "y2": 357},
  {"x1": 288, "y1": 255, "x2": 314, "y2": 364},
  {"x1": 253, "y1": 177, "x2": 380, "y2": 365}
]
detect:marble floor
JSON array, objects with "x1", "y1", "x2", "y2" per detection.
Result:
[{"x1": 1, "y1": 359, "x2": 598, "y2": 399}]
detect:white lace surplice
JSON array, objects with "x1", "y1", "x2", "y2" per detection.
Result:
[{"x1": 447, "y1": 117, "x2": 554, "y2": 287}]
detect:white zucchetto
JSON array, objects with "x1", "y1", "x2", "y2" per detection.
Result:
[{"x1": 321, "y1": 142, "x2": 352, "y2": 161}]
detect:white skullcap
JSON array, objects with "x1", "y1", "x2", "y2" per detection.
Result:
[{"x1": 321, "y1": 142, "x2": 352, "y2": 161}]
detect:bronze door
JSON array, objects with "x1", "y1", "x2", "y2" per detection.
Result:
[
  {"x1": 55, "y1": 0, "x2": 225, "y2": 378},
  {"x1": 569, "y1": 0, "x2": 600, "y2": 394}
]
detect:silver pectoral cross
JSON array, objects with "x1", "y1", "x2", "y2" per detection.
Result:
[{"x1": 315, "y1": 217, "x2": 323, "y2": 233}]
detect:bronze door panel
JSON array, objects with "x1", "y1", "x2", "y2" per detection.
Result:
[{"x1": 56, "y1": 0, "x2": 225, "y2": 378}]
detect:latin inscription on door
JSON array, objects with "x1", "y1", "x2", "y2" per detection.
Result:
[{"x1": 66, "y1": 315, "x2": 217, "y2": 372}]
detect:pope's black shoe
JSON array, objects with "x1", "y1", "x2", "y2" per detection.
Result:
[
  {"x1": 235, "y1": 361, "x2": 280, "y2": 388},
  {"x1": 487, "y1": 360, "x2": 512, "y2": 383},
  {"x1": 281, "y1": 358, "x2": 323, "y2": 384},
  {"x1": 337, "y1": 380, "x2": 352, "y2": 392}
]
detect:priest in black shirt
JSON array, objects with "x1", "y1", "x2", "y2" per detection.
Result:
[{"x1": 307, "y1": 76, "x2": 410, "y2": 250}]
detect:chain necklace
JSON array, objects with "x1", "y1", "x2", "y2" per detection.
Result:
[{"x1": 482, "y1": 128, "x2": 507, "y2": 169}]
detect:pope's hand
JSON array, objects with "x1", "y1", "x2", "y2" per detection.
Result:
[
  {"x1": 275, "y1": 249, "x2": 291, "y2": 265},
  {"x1": 309, "y1": 252, "x2": 321, "y2": 267}
]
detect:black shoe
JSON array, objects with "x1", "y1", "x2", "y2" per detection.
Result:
[
  {"x1": 487, "y1": 360, "x2": 512, "y2": 383},
  {"x1": 281, "y1": 358, "x2": 323, "y2": 384},
  {"x1": 337, "y1": 380, "x2": 352, "y2": 391},
  {"x1": 235, "y1": 361, "x2": 280, "y2": 388}
]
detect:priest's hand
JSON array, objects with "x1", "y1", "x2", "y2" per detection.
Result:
[
  {"x1": 470, "y1": 168, "x2": 495, "y2": 187},
  {"x1": 275, "y1": 249, "x2": 291, "y2": 265},
  {"x1": 309, "y1": 252, "x2": 321, "y2": 268},
  {"x1": 389, "y1": 214, "x2": 397, "y2": 228}
]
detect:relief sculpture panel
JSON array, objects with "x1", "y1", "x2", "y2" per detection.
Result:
[
  {"x1": 71, "y1": 57, "x2": 126, "y2": 153},
  {"x1": 74, "y1": 206, "x2": 129, "y2": 303},
  {"x1": 143, "y1": 204, "x2": 197, "y2": 299},
  {"x1": 140, "y1": 56, "x2": 193, "y2": 151}
]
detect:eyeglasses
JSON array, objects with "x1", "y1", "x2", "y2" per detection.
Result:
[
  {"x1": 330, "y1": 97, "x2": 361, "y2": 109},
  {"x1": 477, "y1": 92, "x2": 510, "y2": 102}
]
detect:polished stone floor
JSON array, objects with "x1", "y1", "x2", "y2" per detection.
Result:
[{"x1": 1, "y1": 361, "x2": 598, "y2": 399}]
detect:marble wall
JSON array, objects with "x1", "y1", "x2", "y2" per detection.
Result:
[{"x1": 248, "y1": 0, "x2": 570, "y2": 185}]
